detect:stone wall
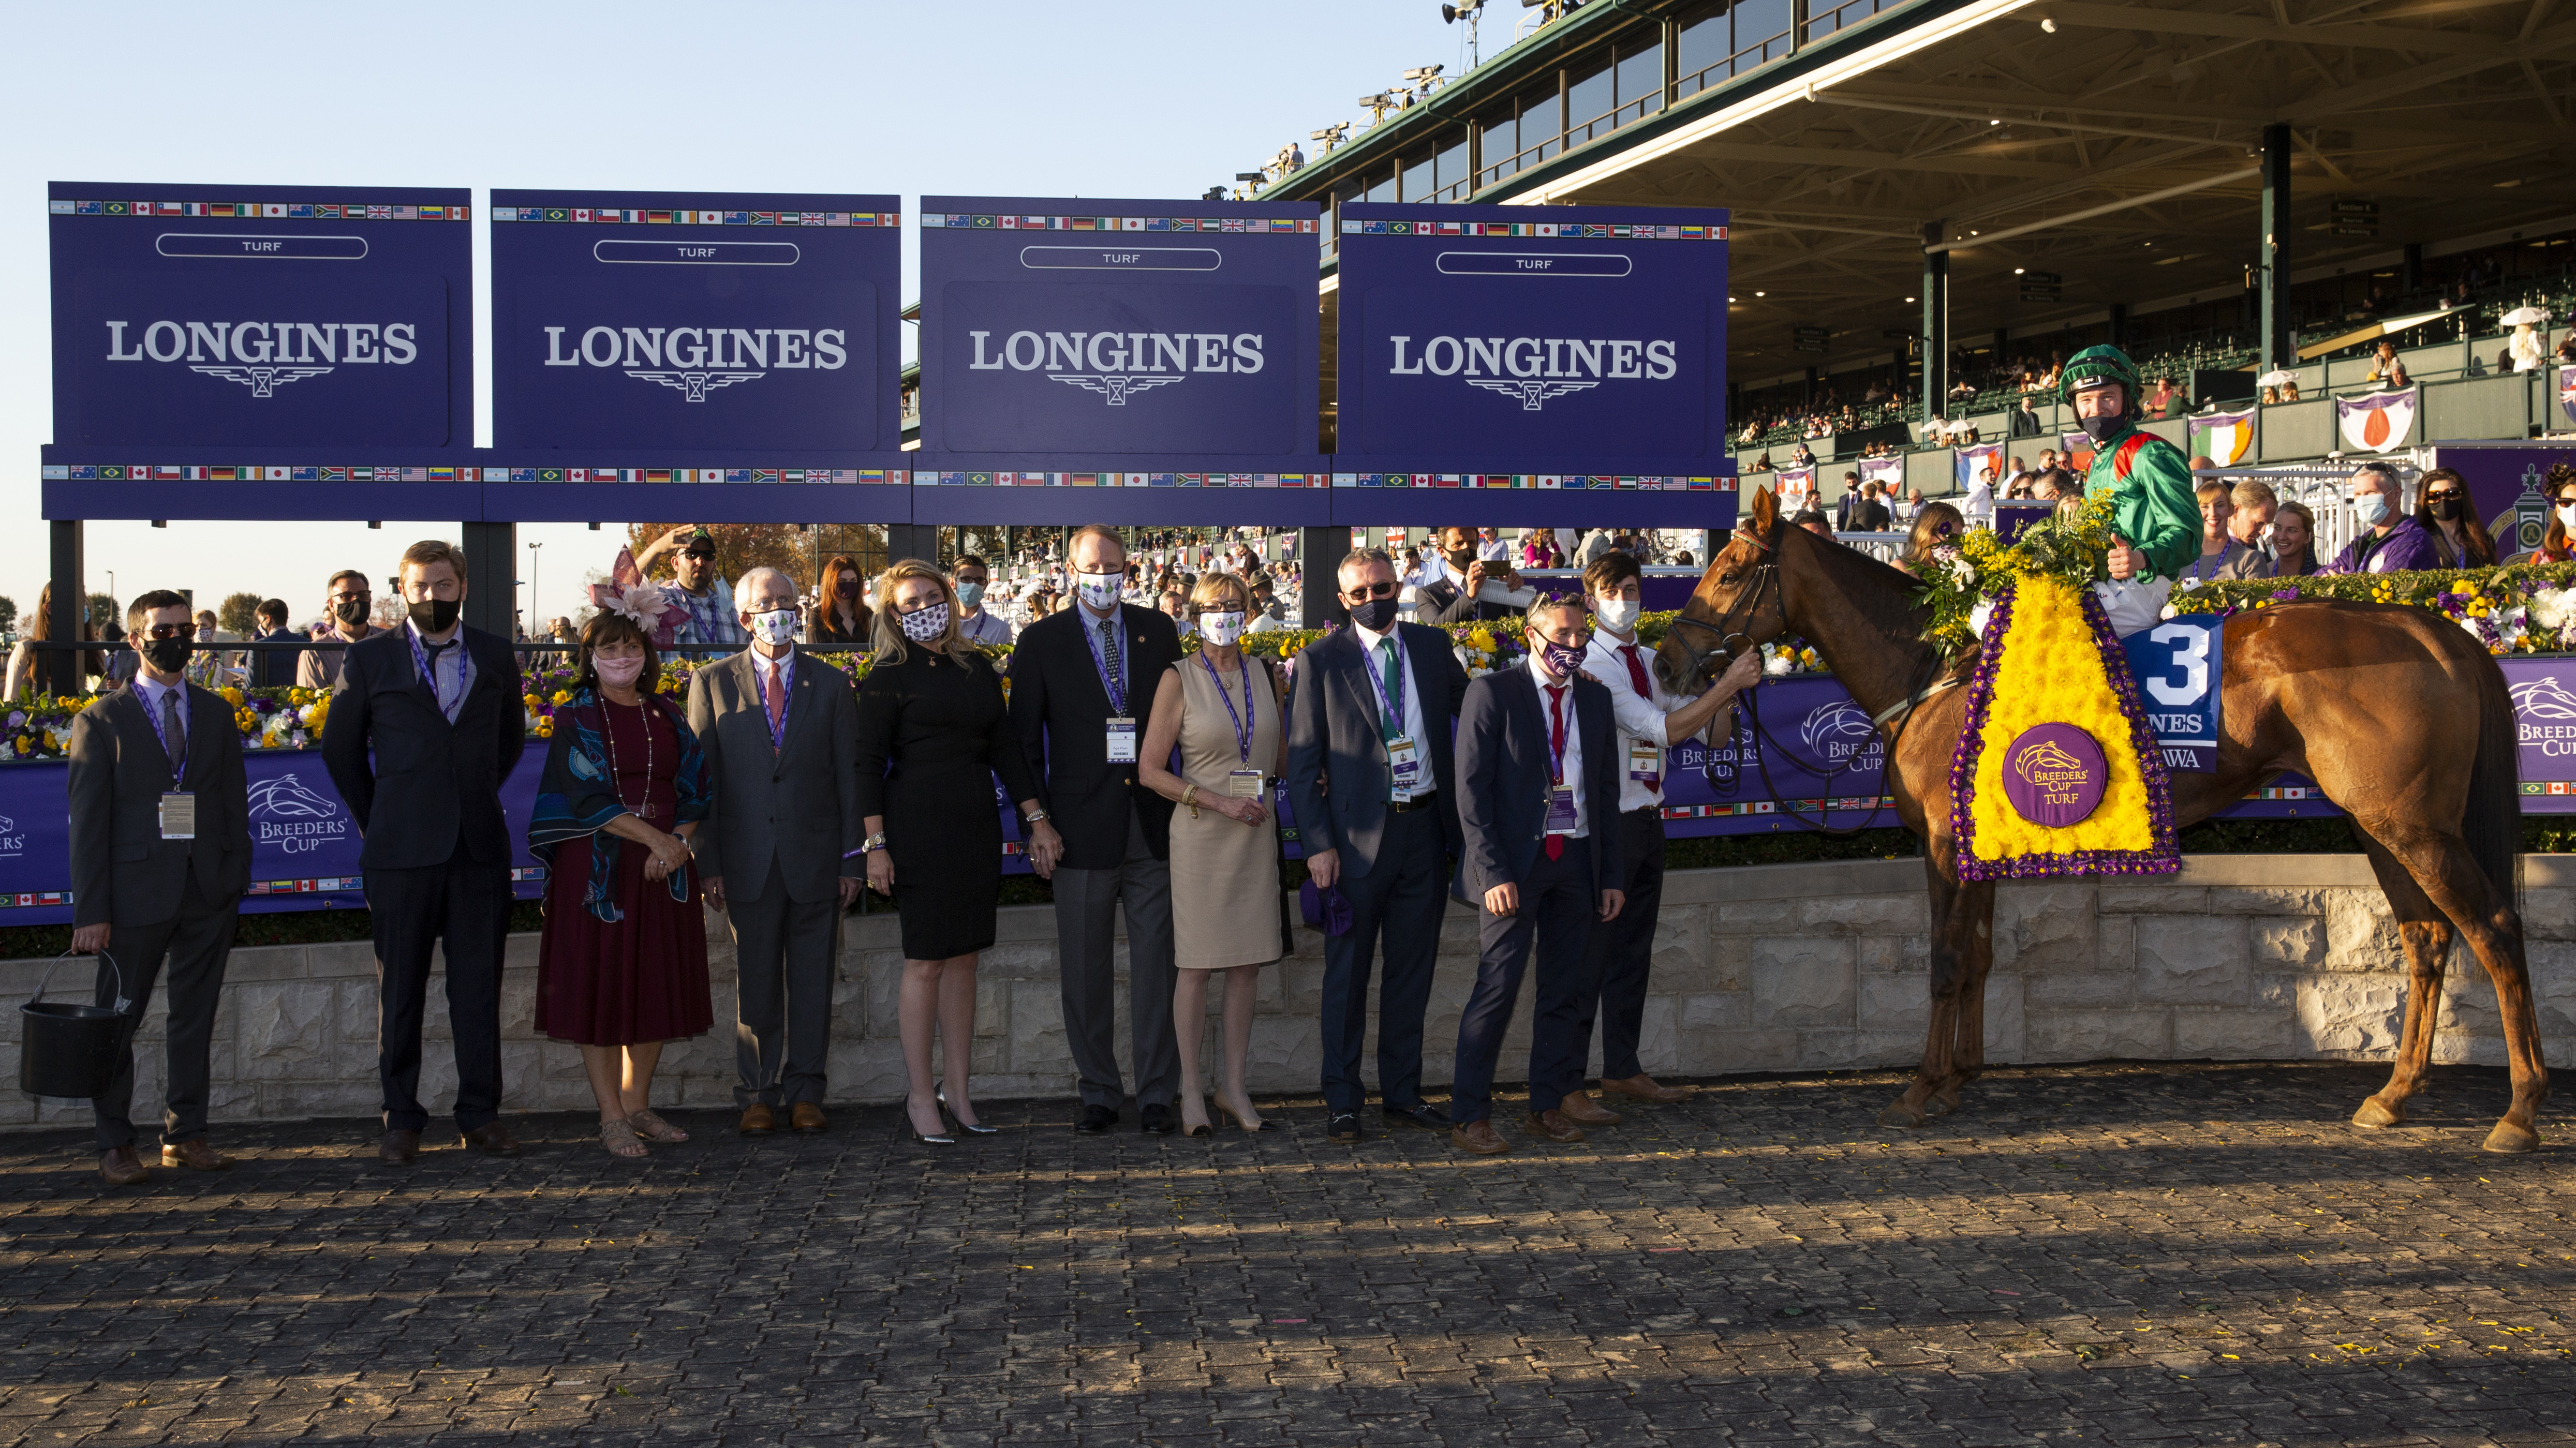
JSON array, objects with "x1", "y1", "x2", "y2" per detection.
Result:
[{"x1": 7, "y1": 854, "x2": 2572, "y2": 1130}]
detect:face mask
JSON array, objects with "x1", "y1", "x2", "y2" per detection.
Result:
[
  {"x1": 1595, "y1": 598, "x2": 1641, "y2": 633},
  {"x1": 1445, "y1": 545, "x2": 1476, "y2": 567},
  {"x1": 2556, "y1": 503, "x2": 2576, "y2": 531},
  {"x1": 142, "y1": 638, "x2": 191, "y2": 673},
  {"x1": 2078, "y1": 411, "x2": 2124, "y2": 443},
  {"x1": 1348, "y1": 595, "x2": 1401, "y2": 632},
  {"x1": 2429, "y1": 495, "x2": 2462, "y2": 522},
  {"x1": 407, "y1": 597, "x2": 459, "y2": 634},
  {"x1": 1199, "y1": 611, "x2": 1247, "y2": 646},
  {"x1": 1530, "y1": 636, "x2": 1587, "y2": 679},
  {"x1": 2351, "y1": 493, "x2": 2389, "y2": 527},
  {"x1": 333, "y1": 596, "x2": 369, "y2": 627},
  {"x1": 834, "y1": 577, "x2": 858, "y2": 600},
  {"x1": 897, "y1": 602, "x2": 950, "y2": 642},
  {"x1": 749, "y1": 608, "x2": 798, "y2": 646},
  {"x1": 955, "y1": 581, "x2": 986, "y2": 607},
  {"x1": 594, "y1": 653, "x2": 645, "y2": 689},
  {"x1": 1074, "y1": 571, "x2": 1121, "y2": 610}
]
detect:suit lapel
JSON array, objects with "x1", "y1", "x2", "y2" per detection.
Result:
[
  {"x1": 181, "y1": 684, "x2": 217, "y2": 789},
  {"x1": 775, "y1": 653, "x2": 817, "y2": 767},
  {"x1": 1336, "y1": 632, "x2": 1384, "y2": 736}
]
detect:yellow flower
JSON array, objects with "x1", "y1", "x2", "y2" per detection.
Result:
[
  {"x1": 219, "y1": 686, "x2": 244, "y2": 706},
  {"x1": 551, "y1": 689, "x2": 573, "y2": 706}
]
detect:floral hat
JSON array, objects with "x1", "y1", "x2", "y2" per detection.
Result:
[{"x1": 588, "y1": 547, "x2": 688, "y2": 649}]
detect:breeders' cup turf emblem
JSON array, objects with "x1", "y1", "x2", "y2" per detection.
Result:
[
  {"x1": 187, "y1": 365, "x2": 334, "y2": 398},
  {"x1": 1048, "y1": 374, "x2": 1184, "y2": 406},
  {"x1": 247, "y1": 773, "x2": 342, "y2": 820},
  {"x1": 1465, "y1": 379, "x2": 1599, "y2": 411},
  {"x1": 625, "y1": 370, "x2": 764, "y2": 402},
  {"x1": 2002, "y1": 724, "x2": 2107, "y2": 828}
]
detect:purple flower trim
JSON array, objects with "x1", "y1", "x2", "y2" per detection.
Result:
[{"x1": 1949, "y1": 580, "x2": 2182, "y2": 882}]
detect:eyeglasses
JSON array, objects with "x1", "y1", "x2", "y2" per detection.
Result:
[
  {"x1": 143, "y1": 623, "x2": 196, "y2": 641},
  {"x1": 1342, "y1": 580, "x2": 1399, "y2": 600},
  {"x1": 2423, "y1": 489, "x2": 2464, "y2": 501}
]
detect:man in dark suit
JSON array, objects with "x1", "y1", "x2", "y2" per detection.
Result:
[
  {"x1": 1412, "y1": 526, "x2": 1526, "y2": 625},
  {"x1": 66, "y1": 590, "x2": 252, "y2": 1187},
  {"x1": 1450, "y1": 596, "x2": 1624, "y2": 1156},
  {"x1": 687, "y1": 565, "x2": 862, "y2": 1136},
  {"x1": 321, "y1": 540, "x2": 528, "y2": 1165},
  {"x1": 1010, "y1": 524, "x2": 1186, "y2": 1136},
  {"x1": 1284, "y1": 547, "x2": 1470, "y2": 1143}
]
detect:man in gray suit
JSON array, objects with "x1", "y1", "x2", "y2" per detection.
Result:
[
  {"x1": 687, "y1": 566, "x2": 863, "y2": 1136},
  {"x1": 66, "y1": 590, "x2": 251, "y2": 1187}
]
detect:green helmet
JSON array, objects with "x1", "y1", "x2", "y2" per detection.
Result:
[{"x1": 2059, "y1": 344, "x2": 2140, "y2": 408}]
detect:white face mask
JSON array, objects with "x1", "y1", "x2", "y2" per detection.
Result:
[
  {"x1": 896, "y1": 602, "x2": 950, "y2": 642},
  {"x1": 1594, "y1": 597, "x2": 1641, "y2": 633},
  {"x1": 2557, "y1": 503, "x2": 2576, "y2": 531},
  {"x1": 1074, "y1": 571, "x2": 1122, "y2": 610},
  {"x1": 594, "y1": 653, "x2": 646, "y2": 689},
  {"x1": 749, "y1": 608, "x2": 797, "y2": 645},
  {"x1": 1198, "y1": 611, "x2": 1247, "y2": 646}
]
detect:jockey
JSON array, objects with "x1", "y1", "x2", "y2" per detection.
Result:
[{"x1": 2063, "y1": 344, "x2": 2200, "y2": 636}]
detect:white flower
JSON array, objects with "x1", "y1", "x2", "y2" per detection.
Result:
[
  {"x1": 1944, "y1": 554, "x2": 1976, "y2": 587},
  {"x1": 2529, "y1": 587, "x2": 2576, "y2": 634},
  {"x1": 2159, "y1": 603, "x2": 2180, "y2": 620}
]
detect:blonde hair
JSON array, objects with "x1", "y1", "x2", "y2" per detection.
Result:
[
  {"x1": 868, "y1": 559, "x2": 978, "y2": 667},
  {"x1": 1188, "y1": 572, "x2": 1254, "y2": 619}
]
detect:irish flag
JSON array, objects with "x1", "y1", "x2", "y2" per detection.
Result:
[
  {"x1": 2336, "y1": 386, "x2": 2417, "y2": 454},
  {"x1": 2190, "y1": 408, "x2": 2255, "y2": 466}
]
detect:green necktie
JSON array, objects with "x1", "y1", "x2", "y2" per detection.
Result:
[{"x1": 1375, "y1": 638, "x2": 1403, "y2": 744}]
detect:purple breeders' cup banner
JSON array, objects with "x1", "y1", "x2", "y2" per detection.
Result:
[{"x1": 2001, "y1": 723, "x2": 2108, "y2": 828}]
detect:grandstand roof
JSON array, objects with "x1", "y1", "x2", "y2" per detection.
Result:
[{"x1": 1270, "y1": 0, "x2": 2576, "y2": 386}]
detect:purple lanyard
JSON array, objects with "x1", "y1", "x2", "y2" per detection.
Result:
[
  {"x1": 139, "y1": 682, "x2": 183, "y2": 772},
  {"x1": 404, "y1": 623, "x2": 466, "y2": 714},
  {"x1": 1196, "y1": 650, "x2": 1254, "y2": 765},
  {"x1": 753, "y1": 650, "x2": 794, "y2": 749},
  {"x1": 1543, "y1": 679, "x2": 1571, "y2": 786},
  {"x1": 1080, "y1": 608, "x2": 1128, "y2": 714}
]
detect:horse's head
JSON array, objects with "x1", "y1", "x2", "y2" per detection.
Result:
[{"x1": 1654, "y1": 485, "x2": 1791, "y2": 693}]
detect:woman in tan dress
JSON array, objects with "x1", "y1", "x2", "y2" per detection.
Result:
[{"x1": 1138, "y1": 573, "x2": 1287, "y2": 1136}]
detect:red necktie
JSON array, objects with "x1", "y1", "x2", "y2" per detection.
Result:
[
  {"x1": 1619, "y1": 646, "x2": 1662, "y2": 792},
  {"x1": 763, "y1": 662, "x2": 784, "y2": 741},
  {"x1": 1545, "y1": 683, "x2": 1567, "y2": 861}
]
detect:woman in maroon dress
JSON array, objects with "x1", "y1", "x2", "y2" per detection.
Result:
[{"x1": 530, "y1": 613, "x2": 714, "y2": 1158}]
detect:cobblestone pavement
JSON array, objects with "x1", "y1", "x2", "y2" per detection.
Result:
[{"x1": 2, "y1": 1060, "x2": 2572, "y2": 1446}]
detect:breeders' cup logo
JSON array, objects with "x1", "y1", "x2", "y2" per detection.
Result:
[
  {"x1": 1388, "y1": 335, "x2": 1676, "y2": 410},
  {"x1": 542, "y1": 324, "x2": 849, "y2": 402},
  {"x1": 248, "y1": 773, "x2": 351, "y2": 854},
  {"x1": 2512, "y1": 675, "x2": 2576, "y2": 756},
  {"x1": 2011, "y1": 738, "x2": 2088, "y2": 785},
  {"x1": 105, "y1": 320, "x2": 419, "y2": 397},
  {"x1": 1797, "y1": 699, "x2": 1883, "y2": 770},
  {"x1": 0, "y1": 814, "x2": 21, "y2": 858},
  {"x1": 964, "y1": 329, "x2": 1264, "y2": 407}
]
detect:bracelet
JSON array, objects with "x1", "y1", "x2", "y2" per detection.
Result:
[
  {"x1": 861, "y1": 831, "x2": 888, "y2": 854},
  {"x1": 1022, "y1": 808, "x2": 1049, "y2": 825}
]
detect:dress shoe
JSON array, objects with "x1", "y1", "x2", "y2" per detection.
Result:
[
  {"x1": 1139, "y1": 1103, "x2": 1176, "y2": 1137},
  {"x1": 376, "y1": 1129, "x2": 421, "y2": 1165},
  {"x1": 936, "y1": 1087, "x2": 999, "y2": 1136},
  {"x1": 739, "y1": 1102, "x2": 778, "y2": 1136},
  {"x1": 1555, "y1": 1092, "x2": 1622, "y2": 1127},
  {"x1": 1449, "y1": 1119, "x2": 1511, "y2": 1156},
  {"x1": 1598, "y1": 1073, "x2": 1690, "y2": 1104},
  {"x1": 1522, "y1": 1110, "x2": 1587, "y2": 1144},
  {"x1": 1382, "y1": 1102, "x2": 1452, "y2": 1131},
  {"x1": 460, "y1": 1123, "x2": 524, "y2": 1158},
  {"x1": 790, "y1": 1102, "x2": 827, "y2": 1133},
  {"x1": 1073, "y1": 1104, "x2": 1118, "y2": 1136},
  {"x1": 98, "y1": 1146, "x2": 150, "y2": 1186},
  {"x1": 160, "y1": 1139, "x2": 232, "y2": 1172},
  {"x1": 1326, "y1": 1111, "x2": 1365, "y2": 1143}
]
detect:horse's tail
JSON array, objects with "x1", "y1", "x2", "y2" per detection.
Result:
[{"x1": 2465, "y1": 656, "x2": 2523, "y2": 910}]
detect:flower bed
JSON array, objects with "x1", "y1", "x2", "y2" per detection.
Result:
[{"x1": 2165, "y1": 561, "x2": 2576, "y2": 655}]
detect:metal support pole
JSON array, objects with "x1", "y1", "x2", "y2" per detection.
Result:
[
  {"x1": 884, "y1": 524, "x2": 939, "y2": 565},
  {"x1": 1298, "y1": 526, "x2": 1346, "y2": 630},
  {"x1": 2259, "y1": 121, "x2": 2292, "y2": 376},
  {"x1": 1920, "y1": 221, "x2": 1948, "y2": 419},
  {"x1": 461, "y1": 521, "x2": 517, "y2": 639},
  {"x1": 47, "y1": 520, "x2": 84, "y2": 696}
]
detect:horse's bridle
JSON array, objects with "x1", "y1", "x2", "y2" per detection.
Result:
[{"x1": 1665, "y1": 523, "x2": 1784, "y2": 689}]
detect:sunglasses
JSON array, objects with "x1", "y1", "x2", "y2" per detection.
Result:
[
  {"x1": 142, "y1": 623, "x2": 197, "y2": 641},
  {"x1": 2424, "y1": 489, "x2": 2464, "y2": 501},
  {"x1": 1343, "y1": 580, "x2": 1399, "y2": 600}
]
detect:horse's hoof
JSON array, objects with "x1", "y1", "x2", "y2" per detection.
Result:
[
  {"x1": 2482, "y1": 1122, "x2": 2541, "y2": 1155},
  {"x1": 1876, "y1": 1100, "x2": 1927, "y2": 1128},
  {"x1": 1926, "y1": 1093, "x2": 1959, "y2": 1117},
  {"x1": 2351, "y1": 1097, "x2": 2404, "y2": 1129}
]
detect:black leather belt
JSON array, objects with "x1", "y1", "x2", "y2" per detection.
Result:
[{"x1": 1387, "y1": 792, "x2": 1442, "y2": 813}]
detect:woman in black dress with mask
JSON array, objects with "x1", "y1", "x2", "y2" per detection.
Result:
[{"x1": 808, "y1": 553, "x2": 873, "y2": 647}]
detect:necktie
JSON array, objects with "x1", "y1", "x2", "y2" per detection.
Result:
[
  {"x1": 160, "y1": 688, "x2": 187, "y2": 781},
  {"x1": 763, "y1": 660, "x2": 784, "y2": 740},
  {"x1": 1099, "y1": 618, "x2": 1123, "y2": 711},
  {"x1": 1619, "y1": 645, "x2": 1662, "y2": 792},
  {"x1": 1545, "y1": 683, "x2": 1568, "y2": 861},
  {"x1": 1375, "y1": 639, "x2": 1403, "y2": 743}
]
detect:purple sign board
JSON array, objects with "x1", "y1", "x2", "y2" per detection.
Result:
[
  {"x1": 2427, "y1": 441, "x2": 2576, "y2": 557},
  {"x1": 49, "y1": 182, "x2": 475, "y2": 449},
  {"x1": 915, "y1": 197, "x2": 1323, "y2": 459},
  {"x1": 490, "y1": 191, "x2": 902, "y2": 452}
]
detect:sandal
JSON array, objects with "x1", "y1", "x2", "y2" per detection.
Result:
[
  {"x1": 626, "y1": 1109, "x2": 688, "y2": 1143},
  {"x1": 599, "y1": 1118, "x2": 647, "y2": 1158}
]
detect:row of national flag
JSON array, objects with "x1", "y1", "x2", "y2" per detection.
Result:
[
  {"x1": 1338, "y1": 473, "x2": 1732, "y2": 490},
  {"x1": 52, "y1": 199, "x2": 462, "y2": 220},
  {"x1": 493, "y1": 206, "x2": 897, "y2": 227},
  {"x1": 925, "y1": 214, "x2": 1316, "y2": 233},
  {"x1": 43, "y1": 465, "x2": 903, "y2": 485},
  {"x1": 1346, "y1": 219, "x2": 1723, "y2": 240}
]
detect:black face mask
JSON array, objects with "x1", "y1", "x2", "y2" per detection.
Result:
[
  {"x1": 333, "y1": 596, "x2": 369, "y2": 626},
  {"x1": 1349, "y1": 595, "x2": 1401, "y2": 632},
  {"x1": 408, "y1": 597, "x2": 460, "y2": 634},
  {"x1": 2078, "y1": 412, "x2": 2125, "y2": 443},
  {"x1": 2429, "y1": 495, "x2": 2462, "y2": 522},
  {"x1": 835, "y1": 577, "x2": 858, "y2": 599},
  {"x1": 142, "y1": 638, "x2": 191, "y2": 673}
]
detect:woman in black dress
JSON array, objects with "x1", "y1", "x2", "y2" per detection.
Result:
[{"x1": 854, "y1": 559, "x2": 1057, "y2": 1143}]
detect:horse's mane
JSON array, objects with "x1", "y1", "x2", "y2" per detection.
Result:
[{"x1": 1779, "y1": 525, "x2": 1946, "y2": 666}]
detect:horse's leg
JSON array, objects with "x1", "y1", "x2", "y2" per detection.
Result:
[
  {"x1": 2350, "y1": 815, "x2": 2547, "y2": 1153},
  {"x1": 2347, "y1": 830, "x2": 2456, "y2": 1129},
  {"x1": 1879, "y1": 849, "x2": 1990, "y2": 1127},
  {"x1": 1934, "y1": 890, "x2": 1999, "y2": 1115}
]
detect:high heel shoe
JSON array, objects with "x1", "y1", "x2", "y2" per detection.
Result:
[
  {"x1": 935, "y1": 1086, "x2": 998, "y2": 1137},
  {"x1": 1217, "y1": 1099, "x2": 1279, "y2": 1134},
  {"x1": 902, "y1": 1100, "x2": 955, "y2": 1145}
]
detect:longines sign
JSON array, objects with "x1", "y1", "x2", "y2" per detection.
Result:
[
  {"x1": 1335, "y1": 201, "x2": 1730, "y2": 469},
  {"x1": 491, "y1": 189, "x2": 900, "y2": 450},
  {"x1": 917, "y1": 196, "x2": 1322, "y2": 457},
  {"x1": 48, "y1": 182, "x2": 473, "y2": 447}
]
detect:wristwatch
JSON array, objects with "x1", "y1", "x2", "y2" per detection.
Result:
[
  {"x1": 1022, "y1": 808, "x2": 1050, "y2": 824},
  {"x1": 861, "y1": 832, "x2": 889, "y2": 854}
]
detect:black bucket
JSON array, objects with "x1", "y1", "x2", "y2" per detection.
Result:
[{"x1": 19, "y1": 952, "x2": 128, "y2": 1100}]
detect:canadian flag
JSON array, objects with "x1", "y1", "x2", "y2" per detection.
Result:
[{"x1": 2336, "y1": 386, "x2": 2417, "y2": 454}]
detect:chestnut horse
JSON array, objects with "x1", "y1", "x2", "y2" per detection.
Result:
[{"x1": 1656, "y1": 487, "x2": 2547, "y2": 1153}]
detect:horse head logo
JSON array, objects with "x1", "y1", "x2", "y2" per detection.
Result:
[
  {"x1": 2511, "y1": 675, "x2": 2576, "y2": 722},
  {"x1": 2012, "y1": 738, "x2": 2089, "y2": 784},
  {"x1": 1798, "y1": 699, "x2": 1879, "y2": 767},
  {"x1": 247, "y1": 773, "x2": 342, "y2": 820}
]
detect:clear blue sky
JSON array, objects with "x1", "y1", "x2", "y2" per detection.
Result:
[{"x1": 5, "y1": 1, "x2": 1473, "y2": 628}]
